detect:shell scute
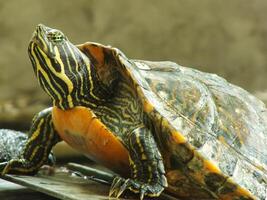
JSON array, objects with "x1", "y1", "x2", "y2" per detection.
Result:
[
  {"x1": 79, "y1": 42, "x2": 266, "y2": 199},
  {"x1": 117, "y1": 57, "x2": 267, "y2": 198}
]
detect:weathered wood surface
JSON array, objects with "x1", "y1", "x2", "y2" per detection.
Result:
[
  {"x1": 0, "y1": 170, "x2": 119, "y2": 200},
  {"x1": 0, "y1": 164, "x2": 178, "y2": 200},
  {"x1": 0, "y1": 179, "x2": 56, "y2": 200}
]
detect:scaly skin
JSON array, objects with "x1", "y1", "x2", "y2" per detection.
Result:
[
  {"x1": 0, "y1": 24, "x2": 168, "y2": 200},
  {"x1": 1, "y1": 24, "x2": 264, "y2": 199},
  {"x1": 0, "y1": 108, "x2": 59, "y2": 175}
]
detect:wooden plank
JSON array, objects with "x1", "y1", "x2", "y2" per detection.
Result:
[
  {"x1": 0, "y1": 169, "x2": 121, "y2": 200},
  {"x1": 0, "y1": 164, "x2": 178, "y2": 200},
  {"x1": 66, "y1": 163, "x2": 178, "y2": 200},
  {"x1": 0, "y1": 179, "x2": 56, "y2": 200}
]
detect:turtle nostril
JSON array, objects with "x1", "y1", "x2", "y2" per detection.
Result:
[
  {"x1": 37, "y1": 24, "x2": 45, "y2": 30},
  {"x1": 36, "y1": 24, "x2": 49, "y2": 36}
]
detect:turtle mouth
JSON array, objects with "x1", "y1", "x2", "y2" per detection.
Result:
[
  {"x1": 30, "y1": 24, "x2": 47, "y2": 49},
  {"x1": 30, "y1": 24, "x2": 57, "y2": 58},
  {"x1": 35, "y1": 24, "x2": 50, "y2": 37},
  {"x1": 32, "y1": 24, "x2": 66, "y2": 44}
]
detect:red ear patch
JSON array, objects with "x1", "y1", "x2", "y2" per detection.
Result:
[
  {"x1": 76, "y1": 42, "x2": 119, "y2": 90},
  {"x1": 80, "y1": 43, "x2": 105, "y2": 67}
]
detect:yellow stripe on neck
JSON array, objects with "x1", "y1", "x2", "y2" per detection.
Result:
[{"x1": 53, "y1": 46, "x2": 74, "y2": 94}]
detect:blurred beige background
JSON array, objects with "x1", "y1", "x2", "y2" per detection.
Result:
[{"x1": 0, "y1": 0, "x2": 267, "y2": 129}]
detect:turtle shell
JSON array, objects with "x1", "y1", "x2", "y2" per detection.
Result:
[
  {"x1": 78, "y1": 42, "x2": 267, "y2": 199},
  {"x1": 114, "y1": 53, "x2": 267, "y2": 198}
]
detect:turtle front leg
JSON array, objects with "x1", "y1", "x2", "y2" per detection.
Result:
[
  {"x1": 109, "y1": 126, "x2": 167, "y2": 200},
  {"x1": 0, "y1": 107, "x2": 61, "y2": 175}
]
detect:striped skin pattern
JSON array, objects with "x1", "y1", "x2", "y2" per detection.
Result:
[
  {"x1": 1, "y1": 24, "x2": 266, "y2": 200},
  {"x1": 0, "y1": 24, "x2": 167, "y2": 200},
  {"x1": 0, "y1": 129, "x2": 55, "y2": 164},
  {"x1": 0, "y1": 108, "x2": 59, "y2": 175},
  {"x1": 28, "y1": 25, "x2": 112, "y2": 110}
]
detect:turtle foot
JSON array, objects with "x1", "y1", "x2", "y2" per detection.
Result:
[{"x1": 109, "y1": 176, "x2": 164, "y2": 200}]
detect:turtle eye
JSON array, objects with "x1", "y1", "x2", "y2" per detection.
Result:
[{"x1": 47, "y1": 30, "x2": 65, "y2": 43}]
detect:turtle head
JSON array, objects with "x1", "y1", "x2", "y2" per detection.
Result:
[{"x1": 28, "y1": 24, "x2": 118, "y2": 109}]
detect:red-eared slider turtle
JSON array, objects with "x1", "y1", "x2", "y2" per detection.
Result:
[{"x1": 0, "y1": 24, "x2": 266, "y2": 199}]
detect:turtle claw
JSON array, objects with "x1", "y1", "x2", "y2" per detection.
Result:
[
  {"x1": 109, "y1": 176, "x2": 124, "y2": 197},
  {"x1": 116, "y1": 178, "x2": 130, "y2": 198},
  {"x1": 109, "y1": 176, "x2": 163, "y2": 200},
  {"x1": 109, "y1": 177, "x2": 137, "y2": 199},
  {"x1": 140, "y1": 189, "x2": 145, "y2": 200}
]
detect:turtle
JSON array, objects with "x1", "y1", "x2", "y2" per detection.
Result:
[{"x1": 0, "y1": 24, "x2": 266, "y2": 200}]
